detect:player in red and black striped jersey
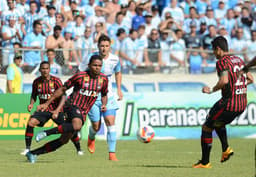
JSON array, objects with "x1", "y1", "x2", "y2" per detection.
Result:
[
  {"x1": 193, "y1": 36, "x2": 254, "y2": 168},
  {"x1": 25, "y1": 55, "x2": 108, "y2": 163},
  {"x1": 22, "y1": 61, "x2": 83, "y2": 156}
]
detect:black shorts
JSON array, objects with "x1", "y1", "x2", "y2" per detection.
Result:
[
  {"x1": 31, "y1": 111, "x2": 65, "y2": 127},
  {"x1": 204, "y1": 101, "x2": 244, "y2": 129},
  {"x1": 63, "y1": 105, "x2": 85, "y2": 125}
]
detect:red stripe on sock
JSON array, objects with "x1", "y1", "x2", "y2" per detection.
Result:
[
  {"x1": 202, "y1": 138, "x2": 212, "y2": 144},
  {"x1": 58, "y1": 125, "x2": 63, "y2": 133},
  {"x1": 25, "y1": 133, "x2": 33, "y2": 137},
  {"x1": 45, "y1": 143, "x2": 52, "y2": 152},
  {"x1": 72, "y1": 136, "x2": 79, "y2": 142},
  {"x1": 212, "y1": 108, "x2": 225, "y2": 120}
]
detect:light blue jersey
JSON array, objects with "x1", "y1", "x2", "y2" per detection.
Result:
[{"x1": 24, "y1": 12, "x2": 40, "y2": 33}]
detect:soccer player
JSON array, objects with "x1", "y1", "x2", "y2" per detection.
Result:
[
  {"x1": 26, "y1": 55, "x2": 108, "y2": 163},
  {"x1": 193, "y1": 36, "x2": 254, "y2": 168},
  {"x1": 21, "y1": 61, "x2": 83, "y2": 156},
  {"x1": 79, "y1": 34, "x2": 123, "y2": 161}
]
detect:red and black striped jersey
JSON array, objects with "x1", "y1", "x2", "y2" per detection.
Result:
[
  {"x1": 31, "y1": 75, "x2": 63, "y2": 111},
  {"x1": 216, "y1": 55, "x2": 247, "y2": 112},
  {"x1": 64, "y1": 71, "x2": 108, "y2": 115}
]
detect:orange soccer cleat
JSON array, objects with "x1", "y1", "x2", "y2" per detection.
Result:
[
  {"x1": 192, "y1": 160, "x2": 212, "y2": 168},
  {"x1": 109, "y1": 152, "x2": 118, "y2": 161},
  {"x1": 221, "y1": 147, "x2": 234, "y2": 163},
  {"x1": 87, "y1": 136, "x2": 95, "y2": 154}
]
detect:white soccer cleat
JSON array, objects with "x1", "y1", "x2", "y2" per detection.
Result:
[
  {"x1": 77, "y1": 150, "x2": 84, "y2": 156},
  {"x1": 20, "y1": 149, "x2": 29, "y2": 155},
  {"x1": 35, "y1": 131, "x2": 47, "y2": 142}
]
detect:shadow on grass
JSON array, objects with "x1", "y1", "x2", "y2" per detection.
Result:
[{"x1": 121, "y1": 164, "x2": 191, "y2": 169}]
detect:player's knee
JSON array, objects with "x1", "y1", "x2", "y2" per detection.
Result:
[
  {"x1": 28, "y1": 118, "x2": 39, "y2": 127},
  {"x1": 213, "y1": 121, "x2": 225, "y2": 129},
  {"x1": 202, "y1": 125, "x2": 213, "y2": 132},
  {"x1": 92, "y1": 123, "x2": 100, "y2": 131}
]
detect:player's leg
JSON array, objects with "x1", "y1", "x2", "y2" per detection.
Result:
[
  {"x1": 22, "y1": 112, "x2": 50, "y2": 155},
  {"x1": 26, "y1": 132, "x2": 73, "y2": 163},
  {"x1": 87, "y1": 103, "x2": 102, "y2": 154},
  {"x1": 103, "y1": 109, "x2": 118, "y2": 161},
  {"x1": 71, "y1": 132, "x2": 84, "y2": 155}
]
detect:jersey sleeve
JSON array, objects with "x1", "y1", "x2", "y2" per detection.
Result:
[
  {"x1": 114, "y1": 59, "x2": 121, "y2": 73},
  {"x1": 55, "y1": 78, "x2": 63, "y2": 89},
  {"x1": 64, "y1": 73, "x2": 80, "y2": 89},
  {"x1": 31, "y1": 80, "x2": 38, "y2": 101},
  {"x1": 216, "y1": 59, "x2": 228, "y2": 77},
  {"x1": 101, "y1": 76, "x2": 108, "y2": 97},
  {"x1": 6, "y1": 67, "x2": 15, "y2": 80}
]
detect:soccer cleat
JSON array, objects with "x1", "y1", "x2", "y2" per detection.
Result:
[
  {"x1": 221, "y1": 147, "x2": 234, "y2": 163},
  {"x1": 35, "y1": 131, "x2": 47, "y2": 142},
  {"x1": 192, "y1": 160, "x2": 212, "y2": 168},
  {"x1": 109, "y1": 152, "x2": 118, "y2": 161},
  {"x1": 20, "y1": 149, "x2": 29, "y2": 155},
  {"x1": 77, "y1": 150, "x2": 84, "y2": 156},
  {"x1": 26, "y1": 152, "x2": 37, "y2": 163},
  {"x1": 87, "y1": 136, "x2": 95, "y2": 154}
]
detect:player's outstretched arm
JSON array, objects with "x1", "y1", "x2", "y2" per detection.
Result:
[
  {"x1": 243, "y1": 56, "x2": 256, "y2": 72},
  {"x1": 212, "y1": 74, "x2": 229, "y2": 92},
  {"x1": 246, "y1": 72, "x2": 254, "y2": 85},
  {"x1": 115, "y1": 71, "x2": 123, "y2": 101},
  {"x1": 51, "y1": 95, "x2": 66, "y2": 119}
]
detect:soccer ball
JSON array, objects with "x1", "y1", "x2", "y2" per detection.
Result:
[{"x1": 137, "y1": 125, "x2": 155, "y2": 143}]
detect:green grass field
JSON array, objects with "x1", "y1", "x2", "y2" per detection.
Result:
[{"x1": 0, "y1": 138, "x2": 255, "y2": 177}]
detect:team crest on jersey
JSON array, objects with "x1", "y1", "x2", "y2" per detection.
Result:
[
  {"x1": 49, "y1": 81, "x2": 55, "y2": 92},
  {"x1": 84, "y1": 76, "x2": 89, "y2": 82},
  {"x1": 84, "y1": 83, "x2": 89, "y2": 88},
  {"x1": 38, "y1": 83, "x2": 42, "y2": 92},
  {"x1": 98, "y1": 78, "x2": 103, "y2": 85},
  {"x1": 76, "y1": 109, "x2": 81, "y2": 114}
]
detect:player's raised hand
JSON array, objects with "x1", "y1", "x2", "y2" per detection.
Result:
[
  {"x1": 101, "y1": 104, "x2": 107, "y2": 112},
  {"x1": 27, "y1": 104, "x2": 33, "y2": 112},
  {"x1": 37, "y1": 103, "x2": 48, "y2": 112},
  {"x1": 202, "y1": 86, "x2": 211, "y2": 94}
]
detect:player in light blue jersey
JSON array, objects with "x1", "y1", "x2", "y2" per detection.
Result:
[{"x1": 79, "y1": 35, "x2": 123, "y2": 161}]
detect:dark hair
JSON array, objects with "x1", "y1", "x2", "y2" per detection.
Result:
[
  {"x1": 129, "y1": 28, "x2": 137, "y2": 35},
  {"x1": 40, "y1": 61, "x2": 50, "y2": 68},
  {"x1": 46, "y1": 48, "x2": 55, "y2": 54},
  {"x1": 54, "y1": 25, "x2": 62, "y2": 31},
  {"x1": 13, "y1": 42, "x2": 22, "y2": 48},
  {"x1": 88, "y1": 55, "x2": 102, "y2": 65},
  {"x1": 211, "y1": 36, "x2": 228, "y2": 52},
  {"x1": 33, "y1": 20, "x2": 42, "y2": 29},
  {"x1": 98, "y1": 34, "x2": 111, "y2": 45}
]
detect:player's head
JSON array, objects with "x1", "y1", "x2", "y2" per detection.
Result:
[
  {"x1": 98, "y1": 35, "x2": 111, "y2": 57},
  {"x1": 211, "y1": 36, "x2": 228, "y2": 59},
  {"x1": 39, "y1": 61, "x2": 51, "y2": 78},
  {"x1": 88, "y1": 55, "x2": 103, "y2": 76}
]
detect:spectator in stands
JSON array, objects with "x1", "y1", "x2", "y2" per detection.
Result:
[
  {"x1": 195, "y1": 0, "x2": 209, "y2": 17},
  {"x1": 237, "y1": 6, "x2": 253, "y2": 40},
  {"x1": 183, "y1": 6, "x2": 200, "y2": 34},
  {"x1": 145, "y1": 29, "x2": 162, "y2": 71},
  {"x1": 16, "y1": 0, "x2": 30, "y2": 17},
  {"x1": 218, "y1": 25, "x2": 231, "y2": 47},
  {"x1": 92, "y1": 22, "x2": 107, "y2": 47},
  {"x1": 132, "y1": 5, "x2": 145, "y2": 30},
  {"x1": 220, "y1": 9, "x2": 236, "y2": 36},
  {"x1": 184, "y1": 20, "x2": 202, "y2": 48},
  {"x1": 8, "y1": 42, "x2": 22, "y2": 66},
  {"x1": 6, "y1": 52, "x2": 23, "y2": 93},
  {"x1": 244, "y1": 30, "x2": 256, "y2": 62},
  {"x1": 38, "y1": 0, "x2": 48, "y2": 19},
  {"x1": 45, "y1": 25, "x2": 65, "y2": 65},
  {"x1": 55, "y1": 12, "x2": 67, "y2": 29},
  {"x1": 201, "y1": 25, "x2": 217, "y2": 50},
  {"x1": 120, "y1": 29, "x2": 139, "y2": 71},
  {"x1": 95, "y1": 0, "x2": 120, "y2": 24},
  {"x1": 200, "y1": 6, "x2": 217, "y2": 27},
  {"x1": 82, "y1": 0, "x2": 96, "y2": 18},
  {"x1": 1, "y1": 15, "x2": 22, "y2": 68},
  {"x1": 22, "y1": 20, "x2": 45, "y2": 72},
  {"x1": 107, "y1": 12, "x2": 127, "y2": 40},
  {"x1": 160, "y1": 30, "x2": 172, "y2": 66},
  {"x1": 188, "y1": 47, "x2": 203, "y2": 74},
  {"x1": 161, "y1": 0, "x2": 184, "y2": 26},
  {"x1": 23, "y1": 1, "x2": 39, "y2": 35},
  {"x1": 159, "y1": 14, "x2": 182, "y2": 33},
  {"x1": 126, "y1": 0, "x2": 137, "y2": 21},
  {"x1": 65, "y1": 0, "x2": 85, "y2": 22},
  {"x1": 136, "y1": 25, "x2": 148, "y2": 66},
  {"x1": 144, "y1": 12, "x2": 154, "y2": 36},
  {"x1": 81, "y1": 27, "x2": 94, "y2": 61},
  {"x1": 179, "y1": 0, "x2": 195, "y2": 18},
  {"x1": 198, "y1": 21, "x2": 208, "y2": 37},
  {"x1": 170, "y1": 29, "x2": 186, "y2": 67},
  {"x1": 214, "y1": 0, "x2": 228, "y2": 23},
  {"x1": 87, "y1": 6, "x2": 105, "y2": 32},
  {"x1": 43, "y1": 5, "x2": 57, "y2": 36},
  {"x1": 1, "y1": 0, "x2": 21, "y2": 26},
  {"x1": 111, "y1": 28, "x2": 126, "y2": 56},
  {"x1": 46, "y1": 49, "x2": 62, "y2": 77},
  {"x1": 230, "y1": 27, "x2": 248, "y2": 59},
  {"x1": 151, "y1": 5, "x2": 161, "y2": 29}
]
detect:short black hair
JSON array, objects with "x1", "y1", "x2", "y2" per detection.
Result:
[
  {"x1": 98, "y1": 34, "x2": 111, "y2": 45},
  {"x1": 211, "y1": 36, "x2": 228, "y2": 52},
  {"x1": 40, "y1": 61, "x2": 50, "y2": 68},
  {"x1": 88, "y1": 55, "x2": 102, "y2": 65},
  {"x1": 33, "y1": 20, "x2": 42, "y2": 29},
  {"x1": 46, "y1": 48, "x2": 55, "y2": 54},
  {"x1": 54, "y1": 25, "x2": 62, "y2": 31}
]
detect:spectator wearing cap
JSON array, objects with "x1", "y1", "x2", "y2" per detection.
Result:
[
  {"x1": 38, "y1": 0, "x2": 48, "y2": 19},
  {"x1": 179, "y1": 0, "x2": 196, "y2": 18},
  {"x1": 183, "y1": 7, "x2": 200, "y2": 34},
  {"x1": 42, "y1": 5, "x2": 57, "y2": 36},
  {"x1": 144, "y1": 12, "x2": 154, "y2": 36},
  {"x1": 214, "y1": 0, "x2": 228, "y2": 23},
  {"x1": 1, "y1": 0, "x2": 21, "y2": 26},
  {"x1": 136, "y1": 25, "x2": 148, "y2": 65},
  {"x1": 151, "y1": 5, "x2": 161, "y2": 29},
  {"x1": 81, "y1": 27, "x2": 94, "y2": 62},
  {"x1": 199, "y1": 6, "x2": 217, "y2": 27},
  {"x1": 132, "y1": 5, "x2": 145, "y2": 30},
  {"x1": 23, "y1": 1, "x2": 40, "y2": 34},
  {"x1": 1, "y1": 15, "x2": 22, "y2": 68},
  {"x1": 22, "y1": 20, "x2": 45, "y2": 71},
  {"x1": 6, "y1": 52, "x2": 24, "y2": 93},
  {"x1": 8, "y1": 42, "x2": 23, "y2": 66},
  {"x1": 244, "y1": 30, "x2": 256, "y2": 61},
  {"x1": 111, "y1": 28, "x2": 126, "y2": 56},
  {"x1": 195, "y1": 0, "x2": 209, "y2": 16},
  {"x1": 219, "y1": 9, "x2": 236, "y2": 36},
  {"x1": 161, "y1": 0, "x2": 184, "y2": 26},
  {"x1": 230, "y1": 27, "x2": 248, "y2": 59}
]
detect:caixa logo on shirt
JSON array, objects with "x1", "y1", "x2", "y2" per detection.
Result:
[
  {"x1": 79, "y1": 89, "x2": 99, "y2": 97},
  {"x1": 39, "y1": 94, "x2": 51, "y2": 100}
]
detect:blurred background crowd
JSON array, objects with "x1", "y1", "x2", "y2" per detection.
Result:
[{"x1": 1, "y1": 0, "x2": 256, "y2": 76}]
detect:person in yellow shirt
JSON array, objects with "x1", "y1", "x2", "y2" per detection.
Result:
[{"x1": 6, "y1": 53, "x2": 24, "y2": 93}]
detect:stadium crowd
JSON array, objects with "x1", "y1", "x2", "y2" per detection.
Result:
[{"x1": 1, "y1": 0, "x2": 256, "y2": 75}]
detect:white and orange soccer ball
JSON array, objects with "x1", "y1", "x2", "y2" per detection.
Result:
[{"x1": 136, "y1": 125, "x2": 155, "y2": 143}]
